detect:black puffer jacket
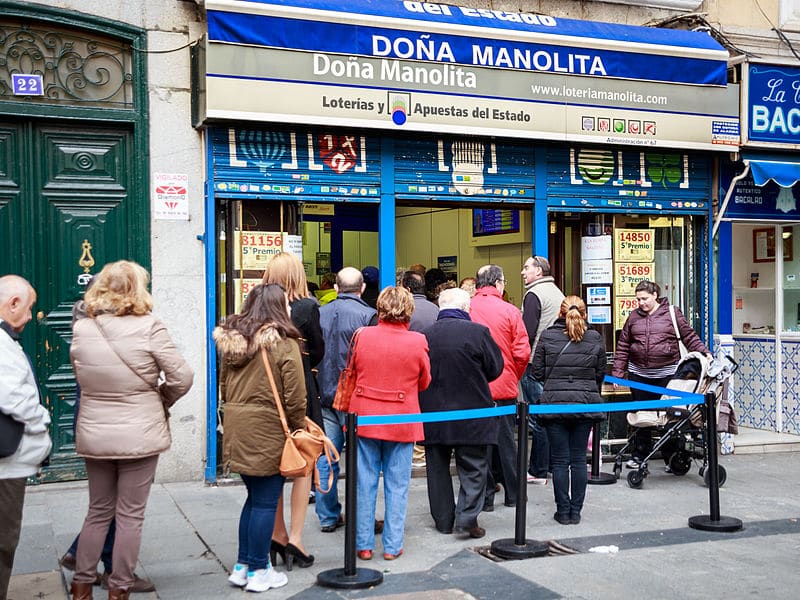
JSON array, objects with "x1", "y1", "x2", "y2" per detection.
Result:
[{"x1": 531, "y1": 319, "x2": 606, "y2": 421}]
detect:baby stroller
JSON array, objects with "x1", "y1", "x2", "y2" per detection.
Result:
[{"x1": 612, "y1": 352, "x2": 738, "y2": 489}]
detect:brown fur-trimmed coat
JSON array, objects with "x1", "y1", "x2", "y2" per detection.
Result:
[{"x1": 214, "y1": 324, "x2": 306, "y2": 477}]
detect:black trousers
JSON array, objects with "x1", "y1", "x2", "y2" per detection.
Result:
[
  {"x1": 484, "y1": 411, "x2": 518, "y2": 507},
  {"x1": 425, "y1": 444, "x2": 490, "y2": 532},
  {"x1": 0, "y1": 477, "x2": 26, "y2": 600}
]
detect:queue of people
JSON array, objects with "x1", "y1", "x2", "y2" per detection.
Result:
[{"x1": 2, "y1": 248, "x2": 709, "y2": 597}]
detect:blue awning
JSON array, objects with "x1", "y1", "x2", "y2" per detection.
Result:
[
  {"x1": 206, "y1": 0, "x2": 729, "y2": 86},
  {"x1": 748, "y1": 159, "x2": 800, "y2": 188}
]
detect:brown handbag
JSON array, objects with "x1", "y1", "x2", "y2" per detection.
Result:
[
  {"x1": 260, "y1": 348, "x2": 339, "y2": 492},
  {"x1": 332, "y1": 327, "x2": 363, "y2": 412}
]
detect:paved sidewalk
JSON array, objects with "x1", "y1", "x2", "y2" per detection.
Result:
[{"x1": 9, "y1": 452, "x2": 800, "y2": 599}]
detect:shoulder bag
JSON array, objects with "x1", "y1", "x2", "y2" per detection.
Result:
[
  {"x1": 668, "y1": 305, "x2": 689, "y2": 359},
  {"x1": 260, "y1": 348, "x2": 340, "y2": 492},
  {"x1": 541, "y1": 340, "x2": 571, "y2": 392},
  {"x1": 332, "y1": 327, "x2": 363, "y2": 412},
  {"x1": 94, "y1": 318, "x2": 173, "y2": 421},
  {"x1": 0, "y1": 412, "x2": 24, "y2": 458}
]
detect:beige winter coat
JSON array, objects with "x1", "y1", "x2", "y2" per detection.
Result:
[
  {"x1": 71, "y1": 313, "x2": 193, "y2": 459},
  {"x1": 214, "y1": 324, "x2": 306, "y2": 477}
]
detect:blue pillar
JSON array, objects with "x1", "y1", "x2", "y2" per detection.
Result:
[
  {"x1": 204, "y1": 136, "x2": 218, "y2": 484},
  {"x1": 533, "y1": 146, "x2": 549, "y2": 257},
  {"x1": 717, "y1": 221, "x2": 733, "y2": 336},
  {"x1": 379, "y1": 138, "x2": 396, "y2": 289}
]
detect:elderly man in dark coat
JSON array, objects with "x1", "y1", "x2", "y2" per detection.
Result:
[{"x1": 420, "y1": 288, "x2": 503, "y2": 539}]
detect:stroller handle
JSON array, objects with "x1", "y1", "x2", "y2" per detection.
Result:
[{"x1": 721, "y1": 354, "x2": 739, "y2": 374}]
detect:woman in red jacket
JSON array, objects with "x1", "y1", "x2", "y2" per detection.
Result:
[{"x1": 349, "y1": 286, "x2": 431, "y2": 561}]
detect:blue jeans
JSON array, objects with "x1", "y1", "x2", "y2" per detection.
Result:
[
  {"x1": 238, "y1": 473, "x2": 285, "y2": 571},
  {"x1": 543, "y1": 420, "x2": 593, "y2": 519},
  {"x1": 356, "y1": 438, "x2": 413, "y2": 555},
  {"x1": 521, "y1": 367, "x2": 550, "y2": 478},
  {"x1": 315, "y1": 407, "x2": 345, "y2": 527}
]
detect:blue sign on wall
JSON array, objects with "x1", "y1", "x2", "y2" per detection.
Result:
[
  {"x1": 546, "y1": 147, "x2": 711, "y2": 214},
  {"x1": 11, "y1": 73, "x2": 43, "y2": 96},
  {"x1": 211, "y1": 127, "x2": 381, "y2": 200},
  {"x1": 747, "y1": 64, "x2": 800, "y2": 146},
  {"x1": 394, "y1": 137, "x2": 535, "y2": 202}
]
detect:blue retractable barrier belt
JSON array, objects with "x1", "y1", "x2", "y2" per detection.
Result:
[{"x1": 356, "y1": 376, "x2": 704, "y2": 426}]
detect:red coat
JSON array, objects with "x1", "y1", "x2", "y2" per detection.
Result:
[
  {"x1": 470, "y1": 286, "x2": 530, "y2": 401},
  {"x1": 350, "y1": 321, "x2": 431, "y2": 442}
]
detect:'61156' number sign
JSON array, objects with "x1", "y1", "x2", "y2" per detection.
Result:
[{"x1": 12, "y1": 74, "x2": 44, "y2": 96}]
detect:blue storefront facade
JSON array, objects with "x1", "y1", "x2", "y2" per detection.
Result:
[
  {"x1": 196, "y1": 0, "x2": 740, "y2": 480},
  {"x1": 717, "y1": 62, "x2": 800, "y2": 441}
]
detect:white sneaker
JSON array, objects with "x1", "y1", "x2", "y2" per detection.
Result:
[
  {"x1": 227, "y1": 563, "x2": 248, "y2": 587},
  {"x1": 526, "y1": 474, "x2": 548, "y2": 485},
  {"x1": 245, "y1": 568, "x2": 288, "y2": 593},
  {"x1": 625, "y1": 459, "x2": 640, "y2": 469}
]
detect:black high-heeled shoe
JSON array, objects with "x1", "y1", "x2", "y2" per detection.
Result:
[
  {"x1": 269, "y1": 540, "x2": 287, "y2": 566},
  {"x1": 284, "y1": 543, "x2": 314, "y2": 571}
]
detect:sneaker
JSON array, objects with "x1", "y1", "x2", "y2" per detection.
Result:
[
  {"x1": 245, "y1": 568, "x2": 288, "y2": 593},
  {"x1": 625, "y1": 459, "x2": 640, "y2": 469},
  {"x1": 411, "y1": 460, "x2": 426, "y2": 468},
  {"x1": 664, "y1": 465, "x2": 673, "y2": 473},
  {"x1": 527, "y1": 474, "x2": 548, "y2": 485},
  {"x1": 227, "y1": 563, "x2": 248, "y2": 588}
]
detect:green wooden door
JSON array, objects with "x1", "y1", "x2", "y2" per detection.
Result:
[{"x1": 0, "y1": 119, "x2": 144, "y2": 481}]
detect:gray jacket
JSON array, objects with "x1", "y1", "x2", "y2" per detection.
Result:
[{"x1": 0, "y1": 321, "x2": 52, "y2": 479}]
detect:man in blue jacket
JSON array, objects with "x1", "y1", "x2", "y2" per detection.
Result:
[{"x1": 315, "y1": 267, "x2": 377, "y2": 532}]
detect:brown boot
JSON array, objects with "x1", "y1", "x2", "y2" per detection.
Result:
[
  {"x1": 108, "y1": 588, "x2": 130, "y2": 600},
  {"x1": 70, "y1": 581, "x2": 93, "y2": 600}
]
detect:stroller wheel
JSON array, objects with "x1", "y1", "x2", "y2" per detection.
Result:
[
  {"x1": 627, "y1": 469, "x2": 644, "y2": 489},
  {"x1": 613, "y1": 463, "x2": 622, "y2": 480},
  {"x1": 668, "y1": 452, "x2": 692, "y2": 476},
  {"x1": 703, "y1": 465, "x2": 727, "y2": 488}
]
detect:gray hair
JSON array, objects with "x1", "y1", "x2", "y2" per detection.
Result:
[
  {"x1": 0, "y1": 274, "x2": 34, "y2": 304},
  {"x1": 438, "y1": 287, "x2": 470, "y2": 311},
  {"x1": 475, "y1": 264, "x2": 504, "y2": 288},
  {"x1": 336, "y1": 267, "x2": 364, "y2": 294}
]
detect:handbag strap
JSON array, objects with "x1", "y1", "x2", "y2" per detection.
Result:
[
  {"x1": 544, "y1": 340, "x2": 571, "y2": 385},
  {"x1": 668, "y1": 305, "x2": 682, "y2": 343},
  {"x1": 95, "y1": 317, "x2": 159, "y2": 394},
  {"x1": 260, "y1": 347, "x2": 292, "y2": 438},
  {"x1": 260, "y1": 347, "x2": 338, "y2": 492},
  {"x1": 343, "y1": 327, "x2": 363, "y2": 371}
]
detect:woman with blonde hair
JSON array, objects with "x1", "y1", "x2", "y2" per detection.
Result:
[
  {"x1": 69, "y1": 261, "x2": 193, "y2": 600},
  {"x1": 261, "y1": 252, "x2": 323, "y2": 569},
  {"x1": 348, "y1": 286, "x2": 431, "y2": 560},
  {"x1": 532, "y1": 295, "x2": 605, "y2": 526}
]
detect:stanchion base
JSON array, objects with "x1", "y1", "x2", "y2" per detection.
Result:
[
  {"x1": 688, "y1": 515, "x2": 743, "y2": 532},
  {"x1": 316, "y1": 568, "x2": 384, "y2": 590},
  {"x1": 587, "y1": 471, "x2": 617, "y2": 485},
  {"x1": 491, "y1": 538, "x2": 549, "y2": 560}
]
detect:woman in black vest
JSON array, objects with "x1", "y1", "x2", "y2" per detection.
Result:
[{"x1": 532, "y1": 296, "x2": 605, "y2": 525}]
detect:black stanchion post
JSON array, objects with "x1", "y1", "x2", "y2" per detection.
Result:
[
  {"x1": 588, "y1": 420, "x2": 616, "y2": 485},
  {"x1": 490, "y1": 402, "x2": 549, "y2": 560},
  {"x1": 317, "y1": 412, "x2": 384, "y2": 589},
  {"x1": 688, "y1": 393, "x2": 742, "y2": 532}
]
